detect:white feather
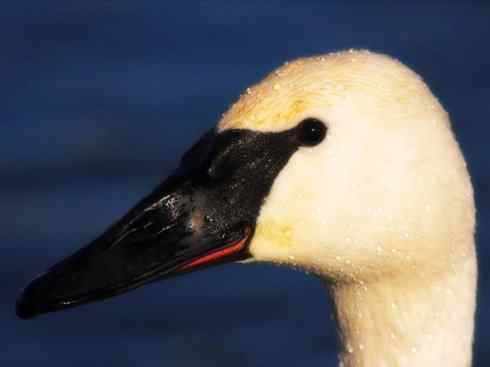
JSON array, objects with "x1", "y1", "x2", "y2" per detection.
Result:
[{"x1": 221, "y1": 50, "x2": 476, "y2": 367}]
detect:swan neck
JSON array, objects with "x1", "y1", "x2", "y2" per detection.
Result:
[{"x1": 327, "y1": 254, "x2": 477, "y2": 367}]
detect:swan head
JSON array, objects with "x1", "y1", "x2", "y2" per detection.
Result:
[
  {"x1": 222, "y1": 50, "x2": 475, "y2": 282},
  {"x1": 16, "y1": 50, "x2": 475, "y2": 319}
]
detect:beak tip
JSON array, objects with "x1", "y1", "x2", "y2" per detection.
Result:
[
  {"x1": 16, "y1": 279, "x2": 46, "y2": 320},
  {"x1": 16, "y1": 294, "x2": 38, "y2": 320}
]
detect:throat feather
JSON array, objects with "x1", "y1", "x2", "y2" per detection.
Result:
[{"x1": 327, "y1": 255, "x2": 476, "y2": 367}]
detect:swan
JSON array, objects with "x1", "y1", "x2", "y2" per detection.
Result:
[{"x1": 16, "y1": 50, "x2": 476, "y2": 367}]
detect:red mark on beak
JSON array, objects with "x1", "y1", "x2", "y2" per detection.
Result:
[{"x1": 178, "y1": 227, "x2": 251, "y2": 272}]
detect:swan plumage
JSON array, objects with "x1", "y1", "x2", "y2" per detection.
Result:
[
  {"x1": 17, "y1": 50, "x2": 476, "y2": 367},
  {"x1": 221, "y1": 50, "x2": 476, "y2": 367}
]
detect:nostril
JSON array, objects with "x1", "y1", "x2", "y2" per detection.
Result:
[
  {"x1": 206, "y1": 165, "x2": 218, "y2": 180},
  {"x1": 205, "y1": 163, "x2": 221, "y2": 182},
  {"x1": 206, "y1": 158, "x2": 238, "y2": 182}
]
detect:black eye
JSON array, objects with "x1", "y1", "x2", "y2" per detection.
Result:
[{"x1": 297, "y1": 118, "x2": 327, "y2": 146}]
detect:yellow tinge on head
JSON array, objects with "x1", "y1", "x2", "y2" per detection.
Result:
[{"x1": 218, "y1": 49, "x2": 437, "y2": 133}]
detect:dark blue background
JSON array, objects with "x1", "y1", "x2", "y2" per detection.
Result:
[{"x1": 2, "y1": 1, "x2": 489, "y2": 366}]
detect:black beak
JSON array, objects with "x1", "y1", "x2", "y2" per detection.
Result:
[
  {"x1": 16, "y1": 172, "x2": 253, "y2": 319},
  {"x1": 16, "y1": 126, "x2": 303, "y2": 320}
]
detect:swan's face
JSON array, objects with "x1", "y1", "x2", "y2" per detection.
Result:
[
  {"x1": 220, "y1": 51, "x2": 475, "y2": 281},
  {"x1": 17, "y1": 51, "x2": 475, "y2": 319}
]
